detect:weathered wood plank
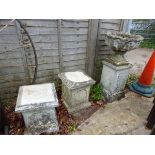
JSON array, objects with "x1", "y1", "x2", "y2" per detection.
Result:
[
  {"x1": 0, "y1": 26, "x2": 17, "y2": 35},
  {"x1": 35, "y1": 49, "x2": 59, "y2": 57},
  {"x1": 36, "y1": 76, "x2": 57, "y2": 83},
  {"x1": 100, "y1": 23, "x2": 120, "y2": 31},
  {"x1": 63, "y1": 19, "x2": 89, "y2": 22},
  {"x1": 101, "y1": 19, "x2": 121, "y2": 24},
  {"x1": 63, "y1": 64, "x2": 85, "y2": 72},
  {"x1": 63, "y1": 59, "x2": 85, "y2": 67},
  {"x1": 100, "y1": 29, "x2": 119, "y2": 34},
  {"x1": 34, "y1": 42, "x2": 58, "y2": 50},
  {"x1": 21, "y1": 19, "x2": 58, "y2": 27},
  {"x1": 0, "y1": 35, "x2": 19, "y2": 43},
  {"x1": 33, "y1": 41, "x2": 87, "y2": 50},
  {"x1": 61, "y1": 28, "x2": 88, "y2": 35},
  {"x1": 61, "y1": 34, "x2": 87, "y2": 42},
  {"x1": 62, "y1": 41, "x2": 87, "y2": 49},
  {"x1": 37, "y1": 56, "x2": 59, "y2": 64},
  {"x1": 62, "y1": 48, "x2": 86, "y2": 55},
  {"x1": 99, "y1": 46, "x2": 112, "y2": 51},
  {"x1": 37, "y1": 69, "x2": 59, "y2": 78},
  {"x1": 26, "y1": 27, "x2": 58, "y2": 35},
  {"x1": 31, "y1": 35, "x2": 58, "y2": 43},
  {"x1": 0, "y1": 43, "x2": 22, "y2": 52},
  {"x1": 0, "y1": 19, "x2": 15, "y2": 26},
  {"x1": 63, "y1": 53, "x2": 86, "y2": 62},
  {"x1": 61, "y1": 20, "x2": 88, "y2": 28},
  {"x1": 0, "y1": 72, "x2": 26, "y2": 82},
  {"x1": 0, "y1": 78, "x2": 28, "y2": 88},
  {"x1": 37, "y1": 63, "x2": 60, "y2": 71},
  {"x1": 0, "y1": 50, "x2": 22, "y2": 59},
  {"x1": 86, "y1": 19, "x2": 99, "y2": 76},
  {"x1": 0, "y1": 58, "x2": 23, "y2": 67},
  {"x1": 0, "y1": 67, "x2": 25, "y2": 75}
]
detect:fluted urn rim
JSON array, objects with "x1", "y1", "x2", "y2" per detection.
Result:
[{"x1": 104, "y1": 32, "x2": 144, "y2": 42}]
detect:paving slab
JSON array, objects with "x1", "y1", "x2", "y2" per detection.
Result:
[
  {"x1": 72, "y1": 91, "x2": 154, "y2": 135},
  {"x1": 125, "y1": 48, "x2": 154, "y2": 75}
]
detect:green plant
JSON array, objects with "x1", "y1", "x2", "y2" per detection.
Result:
[
  {"x1": 67, "y1": 123, "x2": 78, "y2": 133},
  {"x1": 152, "y1": 78, "x2": 155, "y2": 87},
  {"x1": 0, "y1": 97, "x2": 12, "y2": 107},
  {"x1": 140, "y1": 39, "x2": 155, "y2": 49},
  {"x1": 126, "y1": 73, "x2": 139, "y2": 87},
  {"x1": 95, "y1": 59, "x2": 102, "y2": 69},
  {"x1": 90, "y1": 83, "x2": 104, "y2": 101}
]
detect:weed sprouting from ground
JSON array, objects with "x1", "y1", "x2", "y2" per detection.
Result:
[
  {"x1": 126, "y1": 73, "x2": 139, "y2": 87},
  {"x1": 90, "y1": 84, "x2": 105, "y2": 101}
]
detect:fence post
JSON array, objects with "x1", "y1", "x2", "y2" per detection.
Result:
[
  {"x1": 58, "y1": 19, "x2": 63, "y2": 73},
  {"x1": 120, "y1": 19, "x2": 132, "y2": 33},
  {"x1": 86, "y1": 19, "x2": 99, "y2": 77}
]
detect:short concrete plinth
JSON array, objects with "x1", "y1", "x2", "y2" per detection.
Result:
[
  {"x1": 15, "y1": 83, "x2": 59, "y2": 135},
  {"x1": 58, "y1": 71, "x2": 95, "y2": 113},
  {"x1": 101, "y1": 60, "x2": 132, "y2": 101}
]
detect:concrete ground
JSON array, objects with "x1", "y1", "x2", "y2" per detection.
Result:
[
  {"x1": 73, "y1": 92, "x2": 154, "y2": 135},
  {"x1": 125, "y1": 48, "x2": 154, "y2": 75},
  {"x1": 72, "y1": 48, "x2": 155, "y2": 135}
]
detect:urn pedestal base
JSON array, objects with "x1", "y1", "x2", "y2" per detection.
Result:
[
  {"x1": 58, "y1": 71, "x2": 95, "y2": 114},
  {"x1": 15, "y1": 83, "x2": 59, "y2": 135},
  {"x1": 101, "y1": 60, "x2": 132, "y2": 102}
]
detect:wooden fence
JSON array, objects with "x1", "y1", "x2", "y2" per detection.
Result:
[{"x1": 0, "y1": 19, "x2": 128, "y2": 100}]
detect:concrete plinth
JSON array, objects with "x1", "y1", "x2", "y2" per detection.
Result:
[
  {"x1": 58, "y1": 71, "x2": 95, "y2": 113},
  {"x1": 101, "y1": 60, "x2": 132, "y2": 101},
  {"x1": 15, "y1": 83, "x2": 59, "y2": 135}
]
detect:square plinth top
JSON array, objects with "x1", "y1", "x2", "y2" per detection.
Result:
[
  {"x1": 58, "y1": 70, "x2": 95, "y2": 89},
  {"x1": 15, "y1": 83, "x2": 59, "y2": 112}
]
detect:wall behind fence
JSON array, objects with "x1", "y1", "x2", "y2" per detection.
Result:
[{"x1": 0, "y1": 19, "x2": 128, "y2": 100}]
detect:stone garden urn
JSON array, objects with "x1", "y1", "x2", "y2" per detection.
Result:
[{"x1": 101, "y1": 32, "x2": 143, "y2": 101}]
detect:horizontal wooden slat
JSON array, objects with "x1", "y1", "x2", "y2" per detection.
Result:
[
  {"x1": 63, "y1": 53, "x2": 86, "y2": 61},
  {"x1": 21, "y1": 19, "x2": 58, "y2": 27},
  {"x1": 63, "y1": 19, "x2": 89, "y2": 22},
  {"x1": 100, "y1": 29, "x2": 120, "y2": 34},
  {"x1": 0, "y1": 26, "x2": 16, "y2": 35},
  {"x1": 61, "y1": 20, "x2": 88, "y2": 28},
  {"x1": 0, "y1": 35, "x2": 19, "y2": 43},
  {"x1": 100, "y1": 23, "x2": 120, "y2": 31},
  {"x1": 0, "y1": 50, "x2": 23, "y2": 59},
  {"x1": 62, "y1": 41, "x2": 87, "y2": 49},
  {"x1": 37, "y1": 69, "x2": 59, "y2": 78},
  {"x1": 36, "y1": 49, "x2": 59, "y2": 57},
  {"x1": 63, "y1": 65, "x2": 85, "y2": 72},
  {"x1": 101, "y1": 19, "x2": 122, "y2": 24},
  {"x1": 34, "y1": 42, "x2": 58, "y2": 50},
  {"x1": 0, "y1": 66, "x2": 25, "y2": 75},
  {"x1": 0, "y1": 19, "x2": 16, "y2": 26},
  {"x1": 31, "y1": 35, "x2": 58, "y2": 43},
  {"x1": 37, "y1": 56, "x2": 59, "y2": 64},
  {"x1": 26, "y1": 27, "x2": 58, "y2": 35},
  {"x1": 36, "y1": 76, "x2": 57, "y2": 83},
  {"x1": 31, "y1": 34, "x2": 88, "y2": 43},
  {"x1": 61, "y1": 28, "x2": 88, "y2": 35},
  {"x1": 0, "y1": 43, "x2": 21, "y2": 52},
  {"x1": 62, "y1": 48, "x2": 86, "y2": 55},
  {"x1": 63, "y1": 59, "x2": 85, "y2": 67},
  {"x1": 61, "y1": 34, "x2": 88, "y2": 42},
  {"x1": 38, "y1": 63, "x2": 60, "y2": 71},
  {"x1": 0, "y1": 58, "x2": 23, "y2": 67},
  {"x1": 0, "y1": 73, "x2": 26, "y2": 82}
]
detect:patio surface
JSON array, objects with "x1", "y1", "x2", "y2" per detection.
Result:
[
  {"x1": 72, "y1": 48, "x2": 155, "y2": 135},
  {"x1": 72, "y1": 91, "x2": 154, "y2": 135}
]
